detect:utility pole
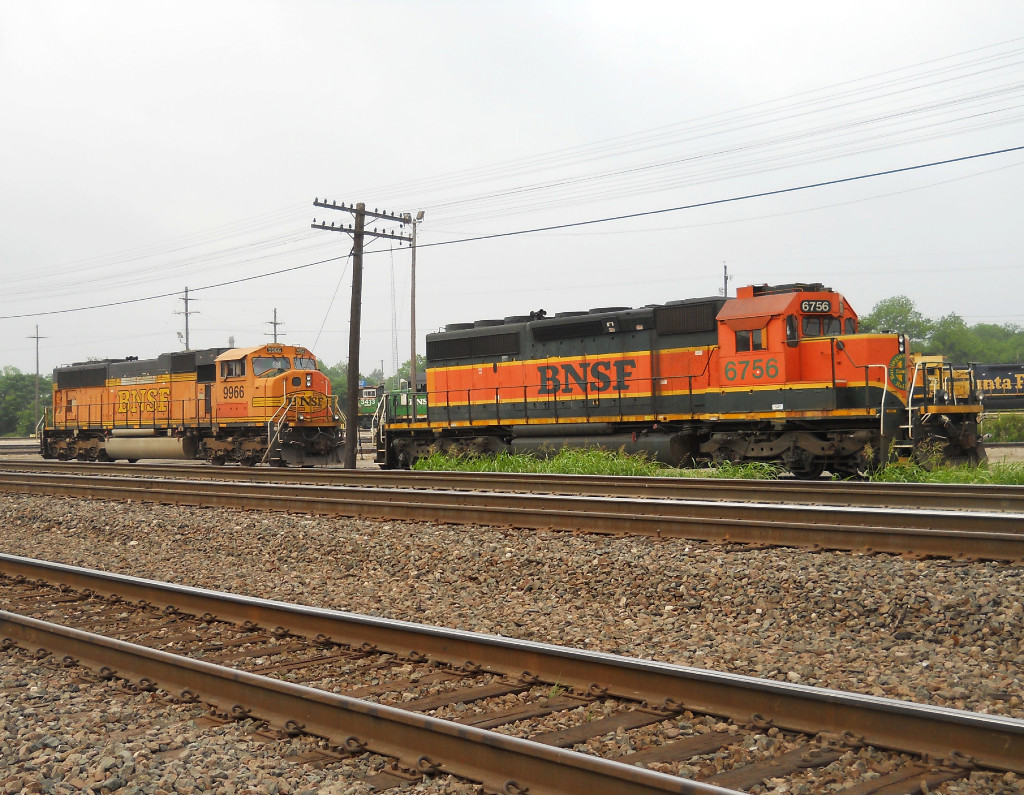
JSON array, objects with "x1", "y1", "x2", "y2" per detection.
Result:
[
  {"x1": 177, "y1": 287, "x2": 198, "y2": 350},
  {"x1": 27, "y1": 325, "x2": 46, "y2": 430},
  {"x1": 266, "y1": 308, "x2": 285, "y2": 343},
  {"x1": 401, "y1": 211, "x2": 425, "y2": 406},
  {"x1": 312, "y1": 199, "x2": 411, "y2": 468}
]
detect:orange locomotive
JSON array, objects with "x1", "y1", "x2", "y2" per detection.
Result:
[
  {"x1": 41, "y1": 343, "x2": 344, "y2": 466},
  {"x1": 376, "y1": 283, "x2": 985, "y2": 476}
]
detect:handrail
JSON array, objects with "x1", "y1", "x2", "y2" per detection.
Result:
[
  {"x1": 864, "y1": 364, "x2": 891, "y2": 437},
  {"x1": 907, "y1": 361, "x2": 924, "y2": 439},
  {"x1": 330, "y1": 394, "x2": 346, "y2": 429},
  {"x1": 34, "y1": 412, "x2": 48, "y2": 439},
  {"x1": 262, "y1": 396, "x2": 296, "y2": 464}
]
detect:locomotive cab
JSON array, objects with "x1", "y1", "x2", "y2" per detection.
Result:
[
  {"x1": 716, "y1": 283, "x2": 858, "y2": 388},
  {"x1": 208, "y1": 344, "x2": 343, "y2": 466}
]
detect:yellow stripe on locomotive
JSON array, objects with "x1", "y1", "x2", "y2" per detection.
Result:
[
  {"x1": 374, "y1": 282, "x2": 984, "y2": 476},
  {"x1": 42, "y1": 343, "x2": 344, "y2": 467}
]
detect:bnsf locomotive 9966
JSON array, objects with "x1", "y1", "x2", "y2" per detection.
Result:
[
  {"x1": 42, "y1": 343, "x2": 344, "y2": 466},
  {"x1": 374, "y1": 283, "x2": 985, "y2": 476}
]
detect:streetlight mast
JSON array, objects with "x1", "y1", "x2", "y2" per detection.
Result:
[{"x1": 402, "y1": 210, "x2": 425, "y2": 411}]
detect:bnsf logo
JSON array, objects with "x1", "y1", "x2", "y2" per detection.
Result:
[
  {"x1": 117, "y1": 387, "x2": 170, "y2": 413},
  {"x1": 537, "y1": 360, "x2": 637, "y2": 395},
  {"x1": 293, "y1": 391, "x2": 327, "y2": 410}
]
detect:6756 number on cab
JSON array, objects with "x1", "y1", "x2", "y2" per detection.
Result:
[{"x1": 724, "y1": 358, "x2": 779, "y2": 381}]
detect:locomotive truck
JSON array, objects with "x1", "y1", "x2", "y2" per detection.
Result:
[
  {"x1": 41, "y1": 342, "x2": 344, "y2": 466},
  {"x1": 373, "y1": 283, "x2": 985, "y2": 477}
]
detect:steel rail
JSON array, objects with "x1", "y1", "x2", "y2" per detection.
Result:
[
  {"x1": 0, "y1": 610, "x2": 732, "y2": 795},
  {"x1": 0, "y1": 471, "x2": 1022, "y2": 560},
  {"x1": 4, "y1": 459, "x2": 1024, "y2": 513},
  {"x1": 2, "y1": 554, "x2": 1022, "y2": 775}
]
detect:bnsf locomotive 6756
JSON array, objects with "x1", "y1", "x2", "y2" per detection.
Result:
[
  {"x1": 41, "y1": 343, "x2": 344, "y2": 466},
  {"x1": 374, "y1": 283, "x2": 985, "y2": 476}
]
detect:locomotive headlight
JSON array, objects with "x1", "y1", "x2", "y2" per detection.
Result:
[
  {"x1": 298, "y1": 413, "x2": 306, "y2": 421},
  {"x1": 306, "y1": 374, "x2": 312, "y2": 387}
]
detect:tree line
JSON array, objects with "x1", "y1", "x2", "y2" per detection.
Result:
[
  {"x1": 316, "y1": 355, "x2": 426, "y2": 409},
  {"x1": 0, "y1": 368, "x2": 51, "y2": 437},
  {"x1": 860, "y1": 296, "x2": 1024, "y2": 364}
]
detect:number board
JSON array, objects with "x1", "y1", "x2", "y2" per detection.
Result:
[{"x1": 800, "y1": 300, "x2": 832, "y2": 313}]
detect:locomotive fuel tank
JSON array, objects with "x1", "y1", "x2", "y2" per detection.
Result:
[{"x1": 105, "y1": 430, "x2": 198, "y2": 461}]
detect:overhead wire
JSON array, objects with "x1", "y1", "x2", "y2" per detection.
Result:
[
  {"x1": 3, "y1": 143, "x2": 1021, "y2": 321},
  {"x1": 11, "y1": 36, "x2": 1024, "y2": 294}
]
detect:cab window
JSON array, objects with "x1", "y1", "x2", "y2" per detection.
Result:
[
  {"x1": 804, "y1": 316, "x2": 842, "y2": 337},
  {"x1": 786, "y1": 315, "x2": 799, "y2": 346},
  {"x1": 293, "y1": 357, "x2": 317, "y2": 370},
  {"x1": 221, "y1": 359, "x2": 246, "y2": 378},
  {"x1": 736, "y1": 328, "x2": 765, "y2": 352},
  {"x1": 253, "y1": 356, "x2": 291, "y2": 377}
]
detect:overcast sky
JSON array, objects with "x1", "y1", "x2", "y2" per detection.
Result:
[{"x1": 2, "y1": 1, "x2": 1023, "y2": 378}]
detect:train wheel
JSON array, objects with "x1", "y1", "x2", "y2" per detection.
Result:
[
  {"x1": 210, "y1": 455, "x2": 226, "y2": 466},
  {"x1": 789, "y1": 463, "x2": 824, "y2": 480}
]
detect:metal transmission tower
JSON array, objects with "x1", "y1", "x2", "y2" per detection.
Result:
[
  {"x1": 176, "y1": 287, "x2": 199, "y2": 350},
  {"x1": 266, "y1": 308, "x2": 285, "y2": 343},
  {"x1": 312, "y1": 200, "x2": 411, "y2": 469}
]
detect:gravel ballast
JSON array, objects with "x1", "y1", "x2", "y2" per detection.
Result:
[{"x1": 1, "y1": 493, "x2": 1022, "y2": 793}]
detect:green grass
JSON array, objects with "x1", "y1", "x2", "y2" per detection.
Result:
[
  {"x1": 981, "y1": 412, "x2": 1024, "y2": 443},
  {"x1": 867, "y1": 460, "x2": 1024, "y2": 485},
  {"x1": 412, "y1": 448, "x2": 1024, "y2": 485},
  {"x1": 412, "y1": 448, "x2": 782, "y2": 479}
]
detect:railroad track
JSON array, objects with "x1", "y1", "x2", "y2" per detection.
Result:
[
  {"x1": 0, "y1": 467, "x2": 1022, "y2": 561},
  {"x1": 4, "y1": 459, "x2": 1024, "y2": 513},
  {"x1": 0, "y1": 443, "x2": 40, "y2": 455},
  {"x1": 2, "y1": 553, "x2": 1021, "y2": 793}
]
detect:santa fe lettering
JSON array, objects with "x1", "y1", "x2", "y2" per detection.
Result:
[{"x1": 537, "y1": 360, "x2": 637, "y2": 395}]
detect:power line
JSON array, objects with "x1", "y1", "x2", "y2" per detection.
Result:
[
  {"x1": 12, "y1": 37, "x2": 1024, "y2": 293},
  {"x1": 2, "y1": 143, "x2": 1022, "y2": 322},
  {"x1": 411, "y1": 144, "x2": 1024, "y2": 247}
]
